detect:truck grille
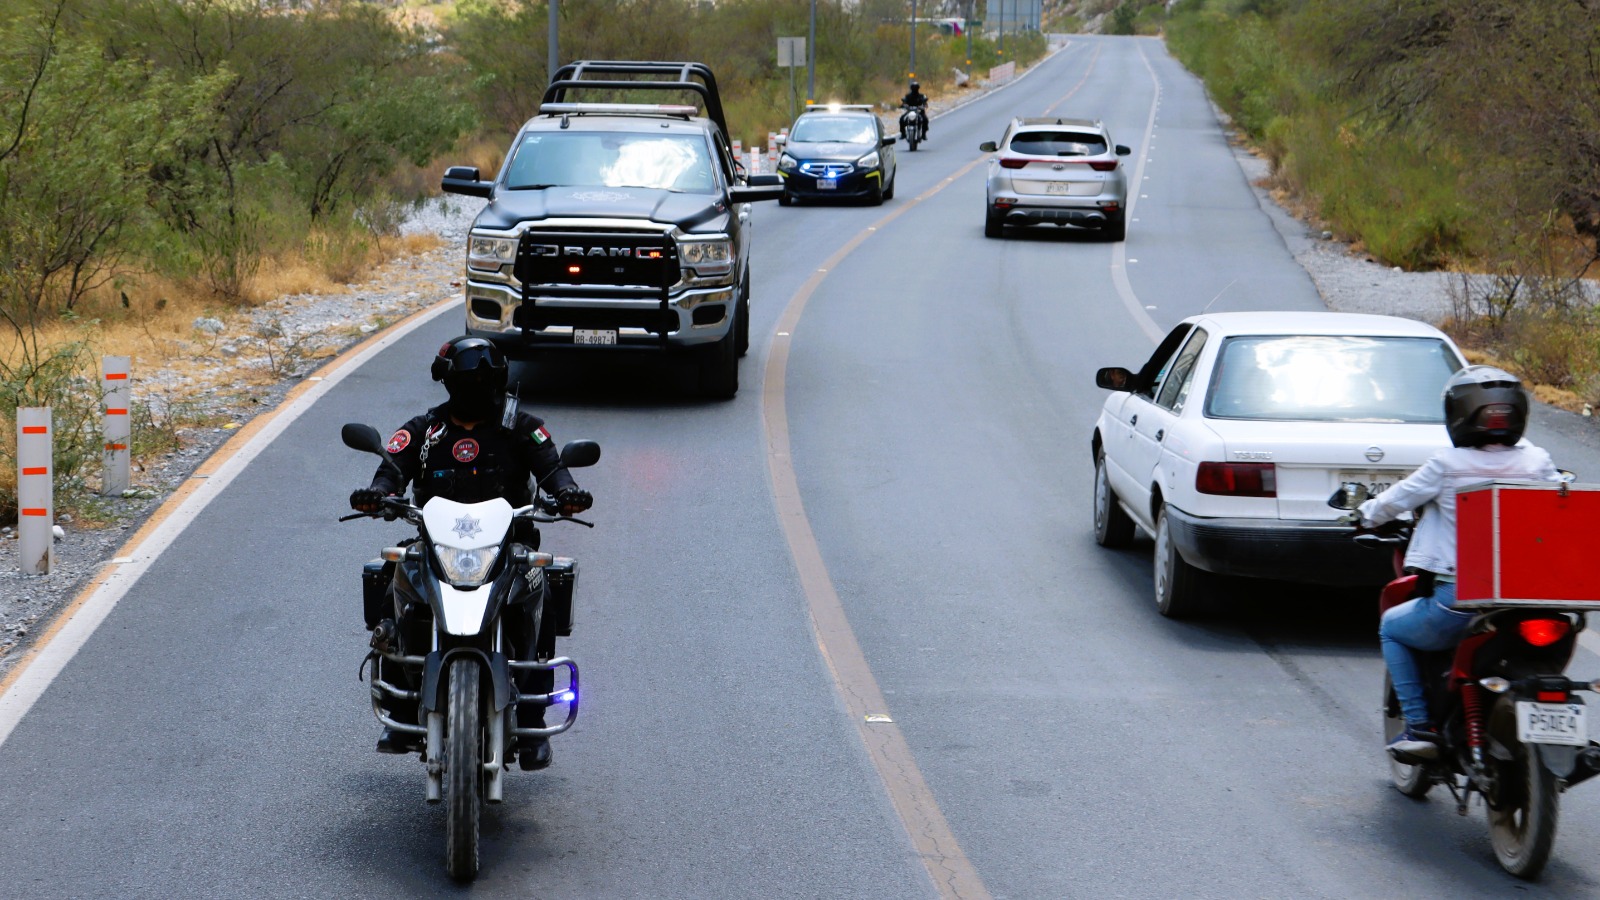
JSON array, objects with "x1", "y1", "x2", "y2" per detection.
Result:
[{"x1": 514, "y1": 232, "x2": 680, "y2": 289}]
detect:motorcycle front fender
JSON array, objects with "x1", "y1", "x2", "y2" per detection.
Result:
[{"x1": 420, "y1": 648, "x2": 513, "y2": 714}]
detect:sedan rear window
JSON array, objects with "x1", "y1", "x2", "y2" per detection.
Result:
[
  {"x1": 1206, "y1": 335, "x2": 1461, "y2": 423},
  {"x1": 1008, "y1": 131, "x2": 1108, "y2": 156}
]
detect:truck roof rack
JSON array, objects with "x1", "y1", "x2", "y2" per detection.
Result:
[{"x1": 542, "y1": 61, "x2": 728, "y2": 140}]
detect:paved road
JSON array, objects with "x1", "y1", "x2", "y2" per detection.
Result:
[{"x1": 3, "y1": 35, "x2": 1600, "y2": 899}]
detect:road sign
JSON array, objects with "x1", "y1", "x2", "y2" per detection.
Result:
[{"x1": 777, "y1": 37, "x2": 806, "y2": 68}]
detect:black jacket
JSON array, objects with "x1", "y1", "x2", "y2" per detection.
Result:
[
  {"x1": 369, "y1": 400, "x2": 576, "y2": 507},
  {"x1": 902, "y1": 90, "x2": 928, "y2": 109}
]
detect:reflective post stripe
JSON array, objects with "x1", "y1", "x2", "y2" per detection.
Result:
[
  {"x1": 17, "y1": 408, "x2": 53, "y2": 575},
  {"x1": 102, "y1": 356, "x2": 131, "y2": 496}
]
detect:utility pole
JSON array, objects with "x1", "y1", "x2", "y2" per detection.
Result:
[
  {"x1": 548, "y1": 0, "x2": 559, "y2": 85},
  {"x1": 909, "y1": 0, "x2": 917, "y2": 80},
  {"x1": 807, "y1": 0, "x2": 816, "y2": 103},
  {"x1": 999, "y1": 0, "x2": 1006, "y2": 58},
  {"x1": 965, "y1": 0, "x2": 972, "y2": 68}
]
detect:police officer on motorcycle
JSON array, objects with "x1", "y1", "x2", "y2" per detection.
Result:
[
  {"x1": 901, "y1": 80, "x2": 929, "y2": 136},
  {"x1": 350, "y1": 336, "x2": 592, "y2": 768}
]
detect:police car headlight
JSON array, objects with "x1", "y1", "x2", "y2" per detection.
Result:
[
  {"x1": 858, "y1": 150, "x2": 881, "y2": 169},
  {"x1": 679, "y1": 238, "x2": 733, "y2": 276},
  {"x1": 467, "y1": 235, "x2": 517, "y2": 271},
  {"x1": 436, "y1": 545, "x2": 500, "y2": 584},
  {"x1": 778, "y1": 153, "x2": 798, "y2": 172}
]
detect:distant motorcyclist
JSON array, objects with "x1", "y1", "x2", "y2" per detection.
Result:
[
  {"x1": 901, "y1": 80, "x2": 930, "y2": 136},
  {"x1": 1355, "y1": 366, "x2": 1561, "y2": 761},
  {"x1": 350, "y1": 336, "x2": 592, "y2": 767}
]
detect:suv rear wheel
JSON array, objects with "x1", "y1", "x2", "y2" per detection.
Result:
[{"x1": 984, "y1": 209, "x2": 1004, "y2": 238}]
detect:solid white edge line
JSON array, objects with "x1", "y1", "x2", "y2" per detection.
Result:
[
  {"x1": 1110, "y1": 41, "x2": 1166, "y2": 345},
  {"x1": 0, "y1": 302, "x2": 456, "y2": 749}
]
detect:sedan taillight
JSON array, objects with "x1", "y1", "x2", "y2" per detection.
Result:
[
  {"x1": 999, "y1": 158, "x2": 1029, "y2": 169},
  {"x1": 1196, "y1": 462, "x2": 1277, "y2": 497}
]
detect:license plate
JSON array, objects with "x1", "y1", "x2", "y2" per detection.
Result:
[
  {"x1": 1044, "y1": 182, "x2": 1074, "y2": 195},
  {"x1": 573, "y1": 329, "x2": 616, "y2": 346},
  {"x1": 818, "y1": 178, "x2": 837, "y2": 190},
  {"x1": 1517, "y1": 700, "x2": 1588, "y2": 746},
  {"x1": 1337, "y1": 472, "x2": 1394, "y2": 498}
]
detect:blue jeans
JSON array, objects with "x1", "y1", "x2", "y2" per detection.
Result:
[{"x1": 1380, "y1": 582, "x2": 1473, "y2": 727}]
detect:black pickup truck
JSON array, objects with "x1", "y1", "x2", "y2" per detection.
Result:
[{"x1": 439, "y1": 61, "x2": 783, "y2": 398}]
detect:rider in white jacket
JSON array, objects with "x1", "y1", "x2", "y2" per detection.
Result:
[{"x1": 1358, "y1": 366, "x2": 1562, "y2": 761}]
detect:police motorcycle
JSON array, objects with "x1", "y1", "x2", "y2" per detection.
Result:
[
  {"x1": 899, "y1": 104, "x2": 927, "y2": 151},
  {"x1": 1330, "y1": 479, "x2": 1600, "y2": 880},
  {"x1": 340, "y1": 422, "x2": 599, "y2": 880}
]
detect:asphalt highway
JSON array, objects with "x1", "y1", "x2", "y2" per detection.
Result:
[{"x1": 3, "y1": 35, "x2": 1600, "y2": 899}]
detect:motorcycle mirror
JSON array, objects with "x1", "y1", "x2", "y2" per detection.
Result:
[
  {"x1": 342, "y1": 423, "x2": 385, "y2": 455},
  {"x1": 1327, "y1": 482, "x2": 1369, "y2": 510},
  {"x1": 560, "y1": 440, "x2": 601, "y2": 469}
]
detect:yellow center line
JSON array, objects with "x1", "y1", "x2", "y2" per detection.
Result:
[{"x1": 761, "y1": 46, "x2": 1103, "y2": 900}]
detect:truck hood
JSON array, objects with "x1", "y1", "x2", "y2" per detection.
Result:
[{"x1": 474, "y1": 186, "x2": 729, "y2": 232}]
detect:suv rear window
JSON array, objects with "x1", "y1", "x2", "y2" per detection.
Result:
[
  {"x1": 1008, "y1": 131, "x2": 1107, "y2": 156},
  {"x1": 1206, "y1": 335, "x2": 1461, "y2": 423},
  {"x1": 505, "y1": 132, "x2": 716, "y2": 192}
]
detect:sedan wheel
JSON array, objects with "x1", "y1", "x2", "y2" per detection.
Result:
[
  {"x1": 1154, "y1": 507, "x2": 1209, "y2": 618},
  {"x1": 1093, "y1": 451, "x2": 1135, "y2": 548}
]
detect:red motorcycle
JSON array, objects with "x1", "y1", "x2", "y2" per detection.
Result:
[{"x1": 1331, "y1": 482, "x2": 1600, "y2": 879}]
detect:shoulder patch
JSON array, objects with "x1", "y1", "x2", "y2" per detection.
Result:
[
  {"x1": 531, "y1": 426, "x2": 551, "y2": 445},
  {"x1": 386, "y1": 429, "x2": 412, "y2": 453},
  {"x1": 452, "y1": 438, "x2": 480, "y2": 462}
]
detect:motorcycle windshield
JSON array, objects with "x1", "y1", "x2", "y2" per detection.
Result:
[
  {"x1": 422, "y1": 496, "x2": 513, "y2": 551},
  {"x1": 420, "y1": 496, "x2": 514, "y2": 633}
]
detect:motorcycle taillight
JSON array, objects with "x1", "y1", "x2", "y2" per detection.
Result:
[{"x1": 1518, "y1": 618, "x2": 1571, "y2": 647}]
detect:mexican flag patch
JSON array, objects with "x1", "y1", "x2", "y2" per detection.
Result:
[{"x1": 531, "y1": 426, "x2": 551, "y2": 445}]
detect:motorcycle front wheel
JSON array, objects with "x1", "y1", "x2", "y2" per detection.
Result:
[
  {"x1": 444, "y1": 657, "x2": 483, "y2": 880},
  {"x1": 1487, "y1": 698, "x2": 1559, "y2": 879},
  {"x1": 1382, "y1": 673, "x2": 1431, "y2": 798}
]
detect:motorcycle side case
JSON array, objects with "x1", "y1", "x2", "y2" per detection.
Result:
[
  {"x1": 362, "y1": 559, "x2": 390, "y2": 629},
  {"x1": 545, "y1": 558, "x2": 577, "y2": 637}
]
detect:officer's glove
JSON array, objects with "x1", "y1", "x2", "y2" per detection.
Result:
[
  {"x1": 350, "y1": 487, "x2": 388, "y2": 513},
  {"x1": 555, "y1": 487, "x2": 593, "y2": 516},
  {"x1": 1336, "y1": 511, "x2": 1364, "y2": 528}
]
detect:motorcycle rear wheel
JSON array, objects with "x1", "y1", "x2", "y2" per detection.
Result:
[
  {"x1": 444, "y1": 658, "x2": 483, "y2": 880},
  {"x1": 1487, "y1": 699, "x2": 1559, "y2": 880},
  {"x1": 1382, "y1": 673, "x2": 1431, "y2": 798}
]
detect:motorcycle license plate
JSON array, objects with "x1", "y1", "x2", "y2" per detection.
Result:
[
  {"x1": 573, "y1": 329, "x2": 617, "y2": 346},
  {"x1": 1517, "y1": 700, "x2": 1588, "y2": 746},
  {"x1": 1337, "y1": 472, "x2": 1394, "y2": 498},
  {"x1": 818, "y1": 178, "x2": 837, "y2": 190}
]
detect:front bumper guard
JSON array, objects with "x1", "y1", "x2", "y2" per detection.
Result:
[{"x1": 367, "y1": 650, "x2": 580, "y2": 741}]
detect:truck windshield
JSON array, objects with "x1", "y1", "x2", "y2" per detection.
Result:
[{"x1": 505, "y1": 132, "x2": 717, "y2": 192}]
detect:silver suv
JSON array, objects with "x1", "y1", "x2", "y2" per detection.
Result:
[{"x1": 979, "y1": 117, "x2": 1131, "y2": 241}]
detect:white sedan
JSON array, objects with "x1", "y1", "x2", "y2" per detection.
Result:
[{"x1": 1090, "y1": 311, "x2": 1468, "y2": 617}]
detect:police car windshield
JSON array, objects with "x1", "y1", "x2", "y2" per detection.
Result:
[
  {"x1": 790, "y1": 115, "x2": 876, "y2": 144},
  {"x1": 506, "y1": 132, "x2": 717, "y2": 192}
]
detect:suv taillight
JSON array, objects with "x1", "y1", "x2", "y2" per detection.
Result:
[
  {"x1": 1088, "y1": 160, "x2": 1118, "y2": 172},
  {"x1": 1196, "y1": 462, "x2": 1277, "y2": 497},
  {"x1": 999, "y1": 158, "x2": 1029, "y2": 169}
]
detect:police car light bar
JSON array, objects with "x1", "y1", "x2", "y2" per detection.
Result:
[{"x1": 540, "y1": 102, "x2": 700, "y2": 117}]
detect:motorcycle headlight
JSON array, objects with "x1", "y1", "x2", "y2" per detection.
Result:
[
  {"x1": 467, "y1": 234, "x2": 517, "y2": 270},
  {"x1": 858, "y1": 150, "x2": 881, "y2": 170},
  {"x1": 778, "y1": 153, "x2": 798, "y2": 172},
  {"x1": 679, "y1": 238, "x2": 733, "y2": 276},
  {"x1": 436, "y1": 545, "x2": 500, "y2": 585}
]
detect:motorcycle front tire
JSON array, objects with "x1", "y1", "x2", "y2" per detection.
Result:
[
  {"x1": 1382, "y1": 673, "x2": 1431, "y2": 798},
  {"x1": 1488, "y1": 698, "x2": 1560, "y2": 880},
  {"x1": 444, "y1": 657, "x2": 483, "y2": 880}
]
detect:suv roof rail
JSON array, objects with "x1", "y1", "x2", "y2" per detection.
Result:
[
  {"x1": 1017, "y1": 116, "x2": 1101, "y2": 128},
  {"x1": 542, "y1": 60, "x2": 728, "y2": 139}
]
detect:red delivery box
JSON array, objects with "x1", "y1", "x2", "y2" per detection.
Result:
[{"x1": 1456, "y1": 480, "x2": 1600, "y2": 608}]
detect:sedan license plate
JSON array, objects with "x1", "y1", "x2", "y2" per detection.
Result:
[
  {"x1": 1044, "y1": 182, "x2": 1074, "y2": 195},
  {"x1": 573, "y1": 329, "x2": 617, "y2": 346},
  {"x1": 1338, "y1": 472, "x2": 1395, "y2": 498},
  {"x1": 1517, "y1": 700, "x2": 1587, "y2": 746},
  {"x1": 818, "y1": 177, "x2": 837, "y2": 190}
]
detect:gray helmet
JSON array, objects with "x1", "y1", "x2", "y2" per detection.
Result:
[{"x1": 1443, "y1": 365, "x2": 1528, "y2": 447}]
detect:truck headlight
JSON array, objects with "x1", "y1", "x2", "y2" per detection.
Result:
[
  {"x1": 467, "y1": 235, "x2": 517, "y2": 270},
  {"x1": 679, "y1": 238, "x2": 733, "y2": 276},
  {"x1": 436, "y1": 545, "x2": 500, "y2": 585},
  {"x1": 778, "y1": 153, "x2": 798, "y2": 172},
  {"x1": 858, "y1": 150, "x2": 881, "y2": 170}
]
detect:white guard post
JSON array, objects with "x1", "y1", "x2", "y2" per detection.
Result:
[
  {"x1": 102, "y1": 355, "x2": 131, "y2": 496},
  {"x1": 17, "y1": 407, "x2": 54, "y2": 575}
]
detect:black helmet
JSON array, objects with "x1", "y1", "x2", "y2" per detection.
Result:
[
  {"x1": 432, "y1": 336, "x2": 508, "y2": 418},
  {"x1": 909, "y1": 80, "x2": 920, "y2": 91},
  {"x1": 1443, "y1": 365, "x2": 1528, "y2": 448}
]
